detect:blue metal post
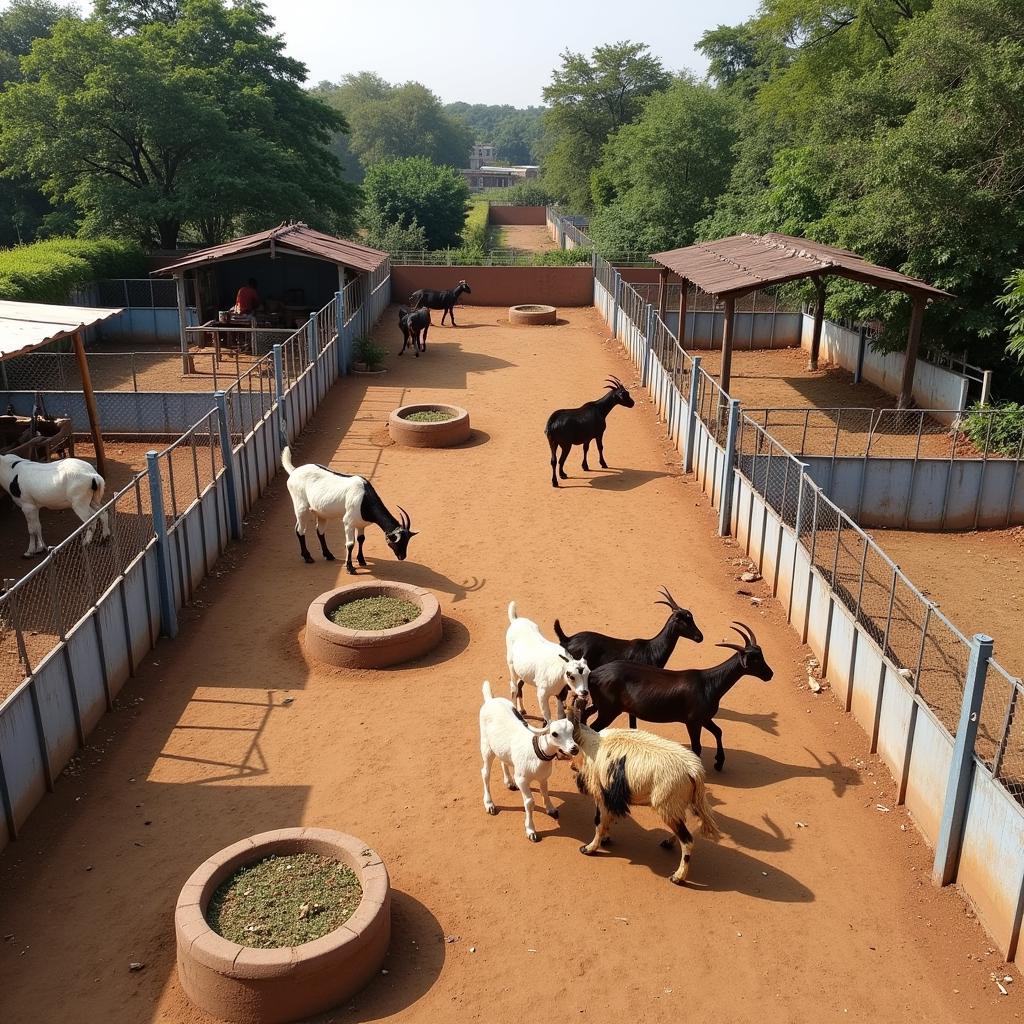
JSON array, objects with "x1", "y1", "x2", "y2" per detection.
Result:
[
  {"x1": 933, "y1": 633, "x2": 993, "y2": 885},
  {"x1": 335, "y1": 290, "x2": 347, "y2": 375},
  {"x1": 612, "y1": 272, "x2": 622, "y2": 338},
  {"x1": 718, "y1": 399, "x2": 741, "y2": 536},
  {"x1": 683, "y1": 355, "x2": 702, "y2": 473},
  {"x1": 641, "y1": 304, "x2": 654, "y2": 387},
  {"x1": 272, "y1": 344, "x2": 287, "y2": 447},
  {"x1": 307, "y1": 316, "x2": 320, "y2": 398},
  {"x1": 145, "y1": 451, "x2": 178, "y2": 639},
  {"x1": 214, "y1": 390, "x2": 243, "y2": 541}
]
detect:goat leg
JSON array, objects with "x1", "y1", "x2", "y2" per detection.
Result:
[
  {"x1": 581, "y1": 440, "x2": 591, "y2": 472},
  {"x1": 557, "y1": 444, "x2": 570, "y2": 480},
  {"x1": 356, "y1": 533, "x2": 367, "y2": 567},
  {"x1": 705, "y1": 718, "x2": 726, "y2": 771},
  {"x1": 518, "y1": 774, "x2": 540, "y2": 842},
  {"x1": 668, "y1": 821, "x2": 694, "y2": 885},
  {"x1": 548, "y1": 438, "x2": 559, "y2": 488},
  {"x1": 580, "y1": 805, "x2": 610, "y2": 855},
  {"x1": 481, "y1": 750, "x2": 497, "y2": 815},
  {"x1": 596, "y1": 433, "x2": 609, "y2": 469},
  {"x1": 538, "y1": 776, "x2": 558, "y2": 819},
  {"x1": 317, "y1": 531, "x2": 335, "y2": 561},
  {"x1": 344, "y1": 542, "x2": 357, "y2": 574},
  {"x1": 295, "y1": 526, "x2": 314, "y2": 564}
]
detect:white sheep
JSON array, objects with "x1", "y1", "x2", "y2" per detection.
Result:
[
  {"x1": 506, "y1": 600, "x2": 590, "y2": 723},
  {"x1": 0, "y1": 454, "x2": 109, "y2": 558},
  {"x1": 569, "y1": 704, "x2": 720, "y2": 885},
  {"x1": 479, "y1": 680, "x2": 579, "y2": 842}
]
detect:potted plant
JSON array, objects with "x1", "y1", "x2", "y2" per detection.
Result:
[{"x1": 353, "y1": 335, "x2": 387, "y2": 375}]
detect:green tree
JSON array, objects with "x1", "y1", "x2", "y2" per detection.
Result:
[
  {"x1": 93, "y1": 0, "x2": 183, "y2": 32},
  {"x1": 540, "y1": 41, "x2": 670, "y2": 211},
  {"x1": 589, "y1": 77, "x2": 737, "y2": 252},
  {"x1": 361, "y1": 157, "x2": 469, "y2": 249},
  {"x1": 360, "y1": 209, "x2": 428, "y2": 253},
  {"x1": 445, "y1": 102, "x2": 544, "y2": 163},
  {"x1": 0, "y1": 0, "x2": 357, "y2": 249}
]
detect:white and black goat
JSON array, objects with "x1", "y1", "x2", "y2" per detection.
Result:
[
  {"x1": 506, "y1": 601, "x2": 590, "y2": 723},
  {"x1": 398, "y1": 306, "x2": 430, "y2": 357},
  {"x1": 569, "y1": 703, "x2": 720, "y2": 885},
  {"x1": 408, "y1": 280, "x2": 471, "y2": 327},
  {"x1": 0, "y1": 454, "x2": 109, "y2": 557},
  {"x1": 281, "y1": 446, "x2": 417, "y2": 571},
  {"x1": 480, "y1": 681, "x2": 579, "y2": 842},
  {"x1": 554, "y1": 586, "x2": 704, "y2": 670},
  {"x1": 544, "y1": 376, "x2": 635, "y2": 488}
]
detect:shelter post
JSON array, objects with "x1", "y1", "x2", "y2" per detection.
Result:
[
  {"x1": 809, "y1": 277, "x2": 827, "y2": 371},
  {"x1": 897, "y1": 294, "x2": 927, "y2": 409},
  {"x1": 677, "y1": 276, "x2": 688, "y2": 346},
  {"x1": 174, "y1": 272, "x2": 190, "y2": 375},
  {"x1": 720, "y1": 296, "x2": 736, "y2": 396},
  {"x1": 71, "y1": 329, "x2": 107, "y2": 478},
  {"x1": 657, "y1": 268, "x2": 668, "y2": 323}
]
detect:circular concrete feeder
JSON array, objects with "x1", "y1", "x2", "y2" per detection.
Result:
[
  {"x1": 388, "y1": 404, "x2": 471, "y2": 448},
  {"x1": 304, "y1": 581, "x2": 442, "y2": 669},
  {"x1": 509, "y1": 304, "x2": 557, "y2": 326},
  {"x1": 175, "y1": 828, "x2": 390, "y2": 1024}
]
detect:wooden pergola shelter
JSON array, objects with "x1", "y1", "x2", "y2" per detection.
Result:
[
  {"x1": 651, "y1": 234, "x2": 952, "y2": 407},
  {"x1": 0, "y1": 300, "x2": 124, "y2": 476}
]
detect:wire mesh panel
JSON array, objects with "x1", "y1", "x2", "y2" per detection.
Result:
[{"x1": 984, "y1": 665, "x2": 1024, "y2": 802}]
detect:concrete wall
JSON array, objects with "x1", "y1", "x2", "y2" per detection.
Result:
[
  {"x1": 487, "y1": 205, "x2": 547, "y2": 225},
  {"x1": 801, "y1": 315, "x2": 969, "y2": 422},
  {"x1": 99, "y1": 306, "x2": 198, "y2": 345},
  {"x1": 391, "y1": 265, "x2": 594, "y2": 307}
]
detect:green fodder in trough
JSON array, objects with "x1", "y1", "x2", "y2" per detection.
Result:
[{"x1": 330, "y1": 596, "x2": 422, "y2": 630}]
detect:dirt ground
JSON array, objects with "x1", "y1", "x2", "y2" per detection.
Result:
[
  {"x1": 0, "y1": 306, "x2": 1017, "y2": 1024},
  {"x1": 871, "y1": 527, "x2": 1024, "y2": 681},
  {"x1": 497, "y1": 223, "x2": 557, "y2": 252}
]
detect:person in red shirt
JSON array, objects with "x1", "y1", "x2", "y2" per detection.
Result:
[{"x1": 233, "y1": 278, "x2": 261, "y2": 315}]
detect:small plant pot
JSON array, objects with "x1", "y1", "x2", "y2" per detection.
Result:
[
  {"x1": 175, "y1": 828, "x2": 390, "y2": 1024},
  {"x1": 388, "y1": 404, "x2": 471, "y2": 448},
  {"x1": 305, "y1": 581, "x2": 442, "y2": 669},
  {"x1": 509, "y1": 304, "x2": 557, "y2": 325}
]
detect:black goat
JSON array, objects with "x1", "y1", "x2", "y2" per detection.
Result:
[
  {"x1": 398, "y1": 306, "x2": 430, "y2": 357},
  {"x1": 554, "y1": 587, "x2": 703, "y2": 671},
  {"x1": 582, "y1": 622, "x2": 774, "y2": 772},
  {"x1": 544, "y1": 376, "x2": 635, "y2": 488},
  {"x1": 409, "y1": 280, "x2": 471, "y2": 326}
]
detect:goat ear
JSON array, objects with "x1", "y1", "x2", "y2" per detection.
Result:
[{"x1": 558, "y1": 653, "x2": 570, "y2": 663}]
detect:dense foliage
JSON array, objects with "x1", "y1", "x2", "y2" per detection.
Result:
[
  {"x1": 0, "y1": 0, "x2": 357, "y2": 249},
  {"x1": 0, "y1": 236, "x2": 144, "y2": 301},
  {"x1": 960, "y1": 402, "x2": 1024, "y2": 456},
  {"x1": 444, "y1": 102, "x2": 544, "y2": 164}
]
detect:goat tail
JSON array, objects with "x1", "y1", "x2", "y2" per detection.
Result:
[
  {"x1": 508, "y1": 601, "x2": 518, "y2": 624},
  {"x1": 690, "y1": 772, "x2": 721, "y2": 842},
  {"x1": 482, "y1": 679, "x2": 493, "y2": 702},
  {"x1": 281, "y1": 445, "x2": 295, "y2": 476},
  {"x1": 552, "y1": 618, "x2": 568, "y2": 644},
  {"x1": 89, "y1": 475, "x2": 105, "y2": 509}
]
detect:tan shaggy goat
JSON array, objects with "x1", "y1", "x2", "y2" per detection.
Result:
[{"x1": 570, "y1": 706, "x2": 720, "y2": 885}]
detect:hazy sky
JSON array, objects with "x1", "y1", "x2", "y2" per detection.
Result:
[{"x1": 56, "y1": 0, "x2": 760, "y2": 106}]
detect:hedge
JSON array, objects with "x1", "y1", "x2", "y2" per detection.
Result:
[
  {"x1": 461, "y1": 199, "x2": 490, "y2": 249},
  {"x1": 0, "y1": 237, "x2": 146, "y2": 303}
]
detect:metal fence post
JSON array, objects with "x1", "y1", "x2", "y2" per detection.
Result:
[
  {"x1": 718, "y1": 399, "x2": 741, "y2": 537},
  {"x1": 641, "y1": 304, "x2": 654, "y2": 387},
  {"x1": 612, "y1": 272, "x2": 622, "y2": 338},
  {"x1": 980, "y1": 370, "x2": 992, "y2": 407},
  {"x1": 146, "y1": 451, "x2": 178, "y2": 639},
  {"x1": 854, "y1": 325, "x2": 867, "y2": 384},
  {"x1": 307, "y1": 316, "x2": 320, "y2": 398},
  {"x1": 272, "y1": 344, "x2": 287, "y2": 447},
  {"x1": 335, "y1": 289, "x2": 347, "y2": 375},
  {"x1": 214, "y1": 391, "x2": 244, "y2": 541},
  {"x1": 683, "y1": 356, "x2": 702, "y2": 473},
  {"x1": 932, "y1": 632, "x2": 994, "y2": 886}
]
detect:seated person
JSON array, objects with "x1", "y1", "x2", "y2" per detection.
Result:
[{"x1": 232, "y1": 278, "x2": 262, "y2": 315}]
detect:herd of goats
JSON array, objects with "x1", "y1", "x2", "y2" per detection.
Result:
[{"x1": 0, "y1": 278, "x2": 778, "y2": 885}]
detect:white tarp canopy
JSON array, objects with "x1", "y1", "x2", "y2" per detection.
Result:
[{"x1": 0, "y1": 300, "x2": 123, "y2": 359}]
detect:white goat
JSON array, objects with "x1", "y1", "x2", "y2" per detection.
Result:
[
  {"x1": 568, "y1": 704, "x2": 720, "y2": 885},
  {"x1": 0, "y1": 455, "x2": 109, "y2": 557},
  {"x1": 506, "y1": 601, "x2": 590, "y2": 723},
  {"x1": 281, "y1": 446, "x2": 416, "y2": 572},
  {"x1": 479, "y1": 680, "x2": 579, "y2": 842}
]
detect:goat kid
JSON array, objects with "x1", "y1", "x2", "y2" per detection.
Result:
[
  {"x1": 281, "y1": 446, "x2": 417, "y2": 571},
  {"x1": 480, "y1": 681, "x2": 578, "y2": 842},
  {"x1": 397, "y1": 305, "x2": 430, "y2": 357},
  {"x1": 554, "y1": 586, "x2": 703, "y2": 670},
  {"x1": 506, "y1": 601, "x2": 589, "y2": 723},
  {"x1": 0, "y1": 455, "x2": 109, "y2": 557},
  {"x1": 544, "y1": 376, "x2": 635, "y2": 488},
  {"x1": 568, "y1": 703, "x2": 720, "y2": 885},
  {"x1": 583, "y1": 622, "x2": 774, "y2": 771},
  {"x1": 409, "y1": 280, "x2": 471, "y2": 327}
]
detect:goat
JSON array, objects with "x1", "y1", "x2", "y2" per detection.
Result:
[
  {"x1": 408, "y1": 280, "x2": 471, "y2": 326},
  {"x1": 568, "y1": 702, "x2": 720, "y2": 885},
  {"x1": 506, "y1": 601, "x2": 590, "y2": 723},
  {"x1": 583, "y1": 622, "x2": 774, "y2": 772},
  {"x1": 554, "y1": 586, "x2": 703, "y2": 671},
  {"x1": 281, "y1": 446, "x2": 417, "y2": 572},
  {"x1": 0, "y1": 454, "x2": 109, "y2": 557},
  {"x1": 397, "y1": 305, "x2": 430, "y2": 357},
  {"x1": 479, "y1": 680, "x2": 579, "y2": 842},
  {"x1": 544, "y1": 376, "x2": 635, "y2": 488}
]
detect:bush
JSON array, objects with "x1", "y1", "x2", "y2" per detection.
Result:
[
  {"x1": 353, "y1": 335, "x2": 386, "y2": 370},
  {"x1": 461, "y1": 199, "x2": 490, "y2": 249},
  {"x1": 0, "y1": 236, "x2": 145, "y2": 302},
  {"x1": 535, "y1": 247, "x2": 593, "y2": 266},
  {"x1": 362, "y1": 213, "x2": 428, "y2": 253},
  {"x1": 960, "y1": 403, "x2": 1024, "y2": 456},
  {"x1": 481, "y1": 180, "x2": 556, "y2": 206}
]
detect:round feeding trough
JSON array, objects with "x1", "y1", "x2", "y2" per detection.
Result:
[
  {"x1": 305, "y1": 580, "x2": 442, "y2": 669},
  {"x1": 509, "y1": 304, "x2": 557, "y2": 326},
  {"x1": 175, "y1": 828, "x2": 390, "y2": 1024},
  {"x1": 388, "y1": 403, "x2": 470, "y2": 448}
]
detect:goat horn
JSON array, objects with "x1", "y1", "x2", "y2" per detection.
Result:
[
  {"x1": 656, "y1": 585, "x2": 679, "y2": 609},
  {"x1": 397, "y1": 505, "x2": 410, "y2": 529},
  {"x1": 732, "y1": 621, "x2": 757, "y2": 645},
  {"x1": 716, "y1": 642, "x2": 745, "y2": 653}
]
